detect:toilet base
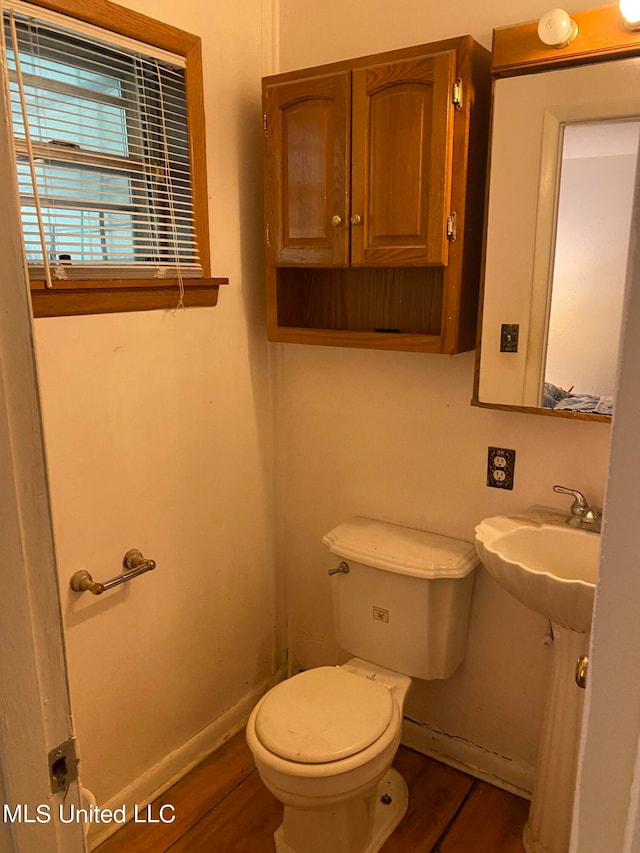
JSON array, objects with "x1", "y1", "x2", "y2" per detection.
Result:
[{"x1": 274, "y1": 767, "x2": 408, "y2": 853}]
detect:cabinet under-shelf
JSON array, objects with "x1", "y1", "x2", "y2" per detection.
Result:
[{"x1": 271, "y1": 266, "x2": 445, "y2": 352}]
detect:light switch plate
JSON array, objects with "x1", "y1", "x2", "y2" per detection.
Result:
[{"x1": 500, "y1": 324, "x2": 519, "y2": 353}]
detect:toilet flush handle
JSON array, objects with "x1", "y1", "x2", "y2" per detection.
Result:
[{"x1": 328, "y1": 561, "x2": 350, "y2": 576}]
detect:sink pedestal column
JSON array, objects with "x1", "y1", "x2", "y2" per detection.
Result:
[{"x1": 523, "y1": 623, "x2": 589, "y2": 853}]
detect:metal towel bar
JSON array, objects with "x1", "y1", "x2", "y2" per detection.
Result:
[{"x1": 69, "y1": 549, "x2": 156, "y2": 595}]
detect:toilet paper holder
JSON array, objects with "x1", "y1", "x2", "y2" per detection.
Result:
[{"x1": 69, "y1": 549, "x2": 156, "y2": 595}]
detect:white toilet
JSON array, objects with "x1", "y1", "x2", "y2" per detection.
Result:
[{"x1": 246, "y1": 516, "x2": 478, "y2": 853}]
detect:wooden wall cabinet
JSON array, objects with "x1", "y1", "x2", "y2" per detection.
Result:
[{"x1": 263, "y1": 36, "x2": 490, "y2": 353}]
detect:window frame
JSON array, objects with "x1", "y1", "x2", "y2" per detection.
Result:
[{"x1": 5, "y1": 0, "x2": 226, "y2": 317}]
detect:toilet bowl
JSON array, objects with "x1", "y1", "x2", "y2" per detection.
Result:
[
  {"x1": 246, "y1": 659, "x2": 410, "y2": 853},
  {"x1": 247, "y1": 517, "x2": 478, "y2": 853}
]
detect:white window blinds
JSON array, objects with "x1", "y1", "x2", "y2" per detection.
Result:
[{"x1": 1, "y1": 0, "x2": 202, "y2": 284}]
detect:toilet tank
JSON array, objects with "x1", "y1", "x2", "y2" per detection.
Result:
[{"x1": 323, "y1": 517, "x2": 478, "y2": 680}]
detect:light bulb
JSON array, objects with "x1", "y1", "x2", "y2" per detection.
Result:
[
  {"x1": 620, "y1": 0, "x2": 640, "y2": 29},
  {"x1": 537, "y1": 9, "x2": 579, "y2": 48}
]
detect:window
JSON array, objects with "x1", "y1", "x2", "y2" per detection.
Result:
[{"x1": 0, "y1": 0, "x2": 226, "y2": 316}]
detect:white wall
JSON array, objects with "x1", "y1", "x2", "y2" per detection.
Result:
[
  {"x1": 276, "y1": 0, "x2": 611, "y2": 792},
  {"x1": 31, "y1": 0, "x2": 279, "y2": 836},
  {"x1": 279, "y1": 0, "x2": 604, "y2": 72}
]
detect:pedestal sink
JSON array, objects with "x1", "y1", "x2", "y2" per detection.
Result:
[{"x1": 474, "y1": 509, "x2": 600, "y2": 853}]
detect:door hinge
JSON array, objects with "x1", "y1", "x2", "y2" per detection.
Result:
[
  {"x1": 447, "y1": 212, "x2": 457, "y2": 241},
  {"x1": 48, "y1": 737, "x2": 78, "y2": 795},
  {"x1": 266, "y1": 223, "x2": 271, "y2": 248},
  {"x1": 263, "y1": 112, "x2": 268, "y2": 137},
  {"x1": 452, "y1": 78, "x2": 463, "y2": 110}
]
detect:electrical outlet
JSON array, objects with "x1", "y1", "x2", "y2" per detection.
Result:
[{"x1": 487, "y1": 447, "x2": 516, "y2": 490}]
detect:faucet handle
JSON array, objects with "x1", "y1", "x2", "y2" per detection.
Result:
[{"x1": 553, "y1": 485, "x2": 588, "y2": 516}]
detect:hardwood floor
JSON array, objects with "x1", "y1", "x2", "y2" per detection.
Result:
[{"x1": 96, "y1": 730, "x2": 528, "y2": 852}]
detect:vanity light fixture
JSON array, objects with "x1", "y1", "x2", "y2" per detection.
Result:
[
  {"x1": 537, "y1": 8, "x2": 578, "y2": 47},
  {"x1": 620, "y1": 0, "x2": 640, "y2": 30}
]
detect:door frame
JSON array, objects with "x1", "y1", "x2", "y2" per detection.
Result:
[
  {"x1": 0, "y1": 73, "x2": 84, "y2": 852},
  {"x1": 570, "y1": 136, "x2": 640, "y2": 852}
]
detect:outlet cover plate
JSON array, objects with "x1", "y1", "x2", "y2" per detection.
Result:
[{"x1": 487, "y1": 447, "x2": 516, "y2": 490}]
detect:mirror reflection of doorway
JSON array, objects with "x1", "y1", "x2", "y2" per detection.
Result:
[
  {"x1": 477, "y1": 56, "x2": 640, "y2": 417},
  {"x1": 542, "y1": 120, "x2": 640, "y2": 414}
]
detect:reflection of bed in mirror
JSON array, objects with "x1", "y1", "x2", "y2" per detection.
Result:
[{"x1": 542, "y1": 382, "x2": 613, "y2": 415}]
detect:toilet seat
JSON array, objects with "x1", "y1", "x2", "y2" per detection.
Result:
[{"x1": 254, "y1": 667, "x2": 393, "y2": 764}]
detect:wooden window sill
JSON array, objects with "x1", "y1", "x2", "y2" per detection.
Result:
[{"x1": 30, "y1": 278, "x2": 229, "y2": 318}]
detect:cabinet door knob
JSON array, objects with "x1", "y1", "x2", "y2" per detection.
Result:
[
  {"x1": 331, "y1": 215, "x2": 342, "y2": 227},
  {"x1": 350, "y1": 214, "x2": 362, "y2": 225}
]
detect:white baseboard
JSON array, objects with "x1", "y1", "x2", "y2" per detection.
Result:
[
  {"x1": 401, "y1": 717, "x2": 534, "y2": 800},
  {"x1": 88, "y1": 668, "x2": 286, "y2": 849}
]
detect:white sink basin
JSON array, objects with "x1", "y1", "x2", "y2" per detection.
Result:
[{"x1": 474, "y1": 511, "x2": 600, "y2": 633}]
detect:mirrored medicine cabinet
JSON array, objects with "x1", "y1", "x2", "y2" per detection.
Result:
[{"x1": 473, "y1": 6, "x2": 640, "y2": 423}]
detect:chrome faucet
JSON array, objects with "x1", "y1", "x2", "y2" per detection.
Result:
[{"x1": 553, "y1": 485, "x2": 602, "y2": 533}]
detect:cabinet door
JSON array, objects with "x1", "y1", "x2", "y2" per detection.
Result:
[
  {"x1": 351, "y1": 51, "x2": 457, "y2": 266},
  {"x1": 265, "y1": 72, "x2": 350, "y2": 265}
]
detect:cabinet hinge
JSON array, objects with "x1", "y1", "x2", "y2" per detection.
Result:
[
  {"x1": 452, "y1": 78, "x2": 463, "y2": 110},
  {"x1": 446, "y1": 212, "x2": 457, "y2": 241},
  {"x1": 263, "y1": 112, "x2": 268, "y2": 137},
  {"x1": 48, "y1": 737, "x2": 78, "y2": 795},
  {"x1": 266, "y1": 223, "x2": 271, "y2": 248}
]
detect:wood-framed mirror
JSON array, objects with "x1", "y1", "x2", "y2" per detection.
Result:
[{"x1": 473, "y1": 5, "x2": 640, "y2": 422}]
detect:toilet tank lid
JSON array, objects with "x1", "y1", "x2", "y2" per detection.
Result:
[{"x1": 323, "y1": 517, "x2": 478, "y2": 579}]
